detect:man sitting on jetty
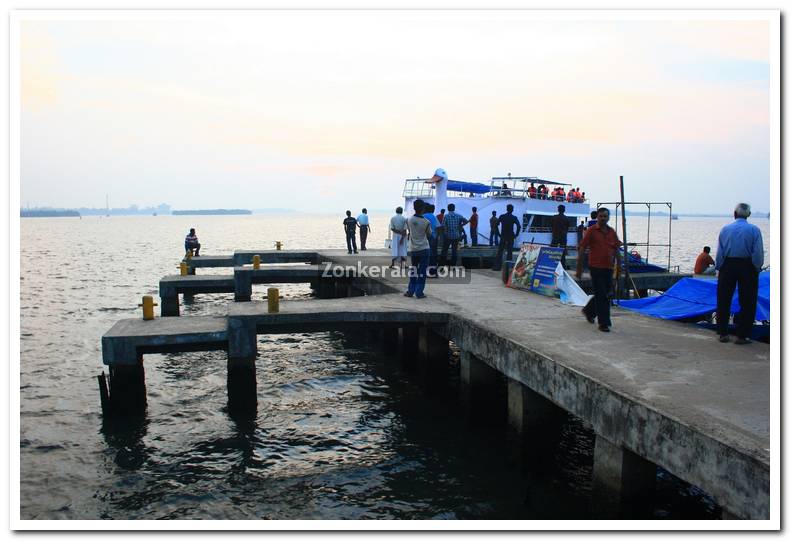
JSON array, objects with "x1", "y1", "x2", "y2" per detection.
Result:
[
  {"x1": 577, "y1": 207, "x2": 622, "y2": 333},
  {"x1": 694, "y1": 246, "x2": 716, "y2": 275},
  {"x1": 184, "y1": 228, "x2": 201, "y2": 256},
  {"x1": 343, "y1": 210, "x2": 358, "y2": 254}
]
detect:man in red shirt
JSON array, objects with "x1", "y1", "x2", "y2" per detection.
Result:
[
  {"x1": 694, "y1": 246, "x2": 716, "y2": 275},
  {"x1": 469, "y1": 206, "x2": 479, "y2": 246},
  {"x1": 576, "y1": 207, "x2": 622, "y2": 332}
]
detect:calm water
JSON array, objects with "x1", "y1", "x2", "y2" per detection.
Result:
[{"x1": 19, "y1": 213, "x2": 769, "y2": 520}]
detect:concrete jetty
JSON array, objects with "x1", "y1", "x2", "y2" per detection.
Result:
[{"x1": 101, "y1": 248, "x2": 770, "y2": 520}]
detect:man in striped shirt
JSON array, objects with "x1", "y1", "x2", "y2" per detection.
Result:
[{"x1": 439, "y1": 203, "x2": 468, "y2": 267}]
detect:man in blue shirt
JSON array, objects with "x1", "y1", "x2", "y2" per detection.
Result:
[
  {"x1": 439, "y1": 203, "x2": 468, "y2": 267},
  {"x1": 715, "y1": 203, "x2": 764, "y2": 344},
  {"x1": 357, "y1": 208, "x2": 370, "y2": 251},
  {"x1": 424, "y1": 203, "x2": 440, "y2": 277}
]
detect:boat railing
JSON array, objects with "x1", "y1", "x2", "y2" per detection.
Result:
[{"x1": 402, "y1": 178, "x2": 436, "y2": 198}]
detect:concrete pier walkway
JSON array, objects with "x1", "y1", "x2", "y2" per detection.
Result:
[{"x1": 101, "y1": 248, "x2": 770, "y2": 520}]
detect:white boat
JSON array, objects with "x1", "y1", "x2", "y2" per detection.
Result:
[{"x1": 402, "y1": 175, "x2": 591, "y2": 247}]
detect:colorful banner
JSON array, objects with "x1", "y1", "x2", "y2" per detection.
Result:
[{"x1": 507, "y1": 244, "x2": 565, "y2": 297}]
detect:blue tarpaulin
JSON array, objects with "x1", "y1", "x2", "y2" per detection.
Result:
[
  {"x1": 619, "y1": 249, "x2": 667, "y2": 273},
  {"x1": 446, "y1": 180, "x2": 493, "y2": 194},
  {"x1": 619, "y1": 271, "x2": 770, "y2": 321}
]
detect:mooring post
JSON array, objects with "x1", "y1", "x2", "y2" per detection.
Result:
[
  {"x1": 108, "y1": 360, "x2": 147, "y2": 417},
  {"x1": 459, "y1": 350, "x2": 499, "y2": 421},
  {"x1": 591, "y1": 434, "x2": 657, "y2": 519},
  {"x1": 506, "y1": 379, "x2": 566, "y2": 465},
  {"x1": 226, "y1": 317, "x2": 258, "y2": 414}
]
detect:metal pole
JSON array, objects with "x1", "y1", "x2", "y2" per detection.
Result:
[
  {"x1": 667, "y1": 203, "x2": 672, "y2": 272},
  {"x1": 620, "y1": 176, "x2": 629, "y2": 299},
  {"x1": 646, "y1": 203, "x2": 651, "y2": 264}
]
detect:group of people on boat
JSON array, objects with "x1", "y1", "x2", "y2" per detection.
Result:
[{"x1": 526, "y1": 183, "x2": 586, "y2": 203}]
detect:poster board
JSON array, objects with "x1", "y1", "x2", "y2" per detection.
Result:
[{"x1": 507, "y1": 244, "x2": 565, "y2": 297}]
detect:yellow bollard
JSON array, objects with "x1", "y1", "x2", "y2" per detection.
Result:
[
  {"x1": 267, "y1": 287, "x2": 280, "y2": 313},
  {"x1": 139, "y1": 295, "x2": 158, "y2": 320},
  {"x1": 275, "y1": 241, "x2": 283, "y2": 251},
  {"x1": 179, "y1": 262, "x2": 188, "y2": 276},
  {"x1": 253, "y1": 254, "x2": 261, "y2": 270}
]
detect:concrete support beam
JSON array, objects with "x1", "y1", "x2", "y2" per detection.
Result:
[
  {"x1": 398, "y1": 326, "x2": 419, "y2": 367},
  {"x1": 160, "y1": 287, "x2": 179, "y2": 317},
  {"x1": 227, "y1": 318, "x2": 257, "y2": 414},
  {"x1": 591, "y1": 434, "x2": 657, "y2": 519},
  {"x1": 109, "y1": 361, "x2": 146, "y2": 416},
  {"x1": 460, "y1": 350, "x2": 499, "y2": 420},
  {"x1": 418, "y1": 326, "x2": 449, "y2": 386},
  {"x1": 234, "y1": 271, "x2": 252, "y2": 302},
  {"x1": 507, "y1": 379, "x2": 566, "y2": 463}
]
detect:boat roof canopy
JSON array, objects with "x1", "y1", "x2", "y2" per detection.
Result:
[{"x1": 492, "y1": 176, "x2": 573, "y2": 187}]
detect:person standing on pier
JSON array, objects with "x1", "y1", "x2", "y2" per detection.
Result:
[
  {"x1": 405, "y1": 199, "x2": 432, "y2": 299},
  {"x1": 694, "y1": 246, "x2": 716, "y2": 275},
  {"x1": 714, "y1": 203, "x2": 764, "y2": 344},
  {"x1": 577, "y1": 207, "x2": 621, "y2": 332},
  {"x1": 343, "y1": 210, "x2": 358, "y2": 254},
  {"x1": 357, "y1": 208, "x2": 371, "y2": 251},
  {"x1": 424, "y1": 203, "x2": 440, "y2": 277},
  {"x1": 489, "y1": 210, "x2": 499, "y2": 246},
  {"x1": 389, "y1": 206, "x2": 408, "y2": 269},
  {"x1": 184, "y1": 228, "x2": 201, "y2": 256},
  {"x1": 491, "y1": 204, "x2": 520, "y2": 272},
  {"x1": 469, "y1": 207, "x2": 479, "y2": 246},
  {"x1": 440, "y1": 203, "x2": 468, "y2": 267},
  {"x1": 550, "y1": 204, "x2": 571, "y2": 268}
]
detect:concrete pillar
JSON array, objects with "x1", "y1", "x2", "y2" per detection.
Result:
[
  {"x1": 591, "y1": 434, "x2": 657, "y2": 519},
  {"x1": 507, "y1": 379, "x2": 566, "y2": 465},
  {"x1": 398, "y1": 326, "x2": 419, "y2": 367},
  {"x1": 160, "y1": 287, "x2": 179, "y2": 317},
  {"x1": 459, "y1": 350, "x2": 499, "y2": 420},
  {"x1": 109, "y1": 361, "x2": 147, "y2": 416},
  {"x1": 227, "y1": 318, "x2": 257, "y2": 414},
  {"x1": 380, "y1": 327, "x2": 399, "y2": 352},
  {"x1": 234, "y1": 271, "x2": 252, "y2": 302},
  {"x1": 418, "y1": 326, "x2": 449, "y2": 386}
]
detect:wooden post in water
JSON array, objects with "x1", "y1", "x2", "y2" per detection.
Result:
[{"x1": 619, "y1": 175, "x2": 630, "y2": 299}]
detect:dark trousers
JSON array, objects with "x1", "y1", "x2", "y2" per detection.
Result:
[
  {"x1": 406, "y1": 249, "x2": 430, "y2": 296},
  {"x1": 360, "y1": 226, "x2": 368, "y2": 250},
  {"x1": 345, "y1": 232, "x2": 357, "y2": 253},
  {"x1": 551, "y1": 238, "x2": 567, "y2": 269},
  {"x1": 492, "y1": 237, "x2": 515, "y2": 270},
  {"x1": 440, "y1": 237, "x2": 459, "y2": 266},
  {"x1": 489, "y1": 228, "x2": 500, "y2": 246},
  {"x1": 716, "y1": 257, "x2": 759, "y2": 338},
  {"x1": 470, "y1": 226, "x2": 478, "y2": 246},
  {"x1": 583, "y1": 267, "x2": 613, "y2": 327},
  {"x1": 428, "y1": 236, "x2": 438, "y2": 276},
  {"x1": 185, "y1": 241, "x2": 200, "y2": 256}
]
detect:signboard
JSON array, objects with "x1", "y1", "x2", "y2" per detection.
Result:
[{"x1": 507, "y1": 244, "x2": 565, "y2": 297}]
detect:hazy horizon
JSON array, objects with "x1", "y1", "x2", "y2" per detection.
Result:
[{"x1": 19, "y1": 12, "x2": 772, "y2": 214}]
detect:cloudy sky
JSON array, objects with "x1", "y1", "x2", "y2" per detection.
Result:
[{"x1": 19, "y1": 11, "x2": 772, "y2": 213}]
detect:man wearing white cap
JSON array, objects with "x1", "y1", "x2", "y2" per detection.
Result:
[{"x1": 426, "y1": 168, "x2": 448, "y2": 215}]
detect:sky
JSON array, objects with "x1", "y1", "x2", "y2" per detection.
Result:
[{"x1": 19, "y1": 12, "x2": 772, "y2": 213}]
